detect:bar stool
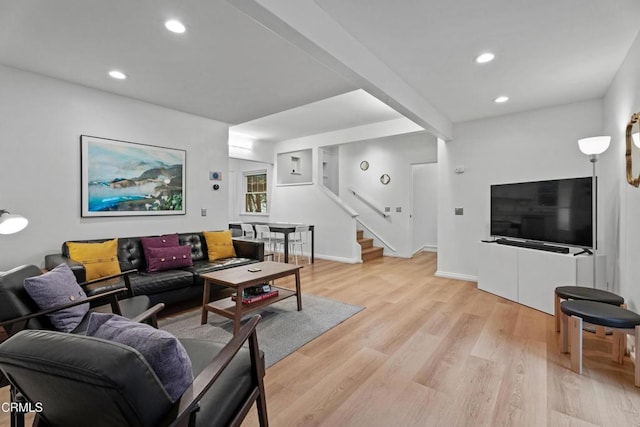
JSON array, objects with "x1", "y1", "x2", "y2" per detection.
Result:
[
  {"x1": 255, "y1": 224, "x2": 283, "y2": 262},
  {"x1": 288, "y1": 225, "x2": 310, "y2": 265},
  {"x1": 240, "y1": 223, "x2": 256, "y2": 239},
  {"x1": 554, "y1": 286, "x2": 624, "y2": 334},
  {"x1": 560, "y1": 300, "x2": 640, "y2": 386}
]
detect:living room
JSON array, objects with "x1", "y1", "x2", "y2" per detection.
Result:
[{"x1": 2, "y1": 0, "x2": 640, "y2": 425}]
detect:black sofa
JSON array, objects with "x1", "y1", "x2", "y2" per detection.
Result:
[{"x1": 45, "y1": 232, "x2": 264, "y2": 307}]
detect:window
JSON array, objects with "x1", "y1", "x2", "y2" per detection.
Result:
[{"x1": 244, "y1": 171, "x2": 267, "y2": 213}]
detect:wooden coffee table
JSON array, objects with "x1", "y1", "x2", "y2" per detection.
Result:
[{"x1": 200, "y1": 261, "x2": 303, "y2": 334}]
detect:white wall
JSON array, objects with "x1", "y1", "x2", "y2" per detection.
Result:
[
  {"x1": 321, "y1": 146, "x2": 339, "y2": 194},
  {"x1": 0, "y1": 65, "x2": 230, "y2": 270},
  {"x1": 412, "y1": 163, "x2": 438, "y2": 253},
  {"x1": 229, "y1": 138, "x2": 274, "y2": 164},
  {"x1": 603, "y1": 31, "x2": 640, "y2": 310},
  {"x1": 339, "y1": 132, "x2": 437, "y2": 258},
  {"x1": 276, "y1": 149, "x2": 312, "y2": 184},
  {"x1": 269, "y1": 119, "x2": 424, "y2": 263},
  {"x1": 437, "y1": 100, "x2": 604, "y2": 281}
]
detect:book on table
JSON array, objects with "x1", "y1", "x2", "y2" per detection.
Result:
[{"x1": 232, "y1": 284, "x2": 279, "y2": 304}]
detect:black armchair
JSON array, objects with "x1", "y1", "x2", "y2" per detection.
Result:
[
  {"x1": 0, "y1": 264, "x2": 164, "y2": 336},
  {"x1": 0, "y1": 315, "x2": 268, "y2": 427}
]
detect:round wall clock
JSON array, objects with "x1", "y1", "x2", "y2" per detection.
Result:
[
  {"x1": 360, "y1": 160, "x2": 369, "y2": 171},
  {"x1": 380, "y1": 174, "x2": 390, "y2": 185}
]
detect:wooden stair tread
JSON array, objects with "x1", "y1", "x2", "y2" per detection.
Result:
[
  {"x1": 357, "y1": 238, "x2": 373, "y2": 249},
  {"x1": 356, "y1": 230, "x2": 383, "y2": 261},
  {"x1": 361, "y1": 246, "x2": 384, "y2": 262},
  {"x1": 361, "y1": 246, "x2": 383, "y2": 254}
]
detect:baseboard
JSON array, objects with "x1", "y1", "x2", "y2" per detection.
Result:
[
  {"x1": 435, "y1": 270, "x2": 477, "y2": 282},
  {"x1": 381, "y1": 253, "x2": 411, "y2": 259},
  {"x1": 412, "y1": 245, "x2": 437, "y2": 256},
  {"x1": 270, "y1": 252, "x2": 361, "y2": 264},
  {"x1": 315, "y1": 254, "x2": 362, "y2": 264}
]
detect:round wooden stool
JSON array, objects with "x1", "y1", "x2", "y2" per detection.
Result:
[
  {"x1": 560, "y1": 299, "x2": 640, "y2": 386},
  {"x1": 554, "y1": 286, "x2": 624, "y2": 333}
]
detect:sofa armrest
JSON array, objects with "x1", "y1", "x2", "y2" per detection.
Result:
[
  {"x1": 44, "y1": 254, "x2": 86, "y2": 283},
  {"x1": 232, "y1": 239, "x2": 264, "y2": 261}
]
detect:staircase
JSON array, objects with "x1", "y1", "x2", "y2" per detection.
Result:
[{"x1": 357, "y1": 230, "x2": 384, "y2": 262}]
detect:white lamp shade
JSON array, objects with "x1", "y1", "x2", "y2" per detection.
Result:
[
  {"x1": 633, "y1": 132, "x2": 639, "y2": 148},
  {"x1": 0, "y1": 212, "x2": 28, "y2": 234},
  {"x1": 578, "y1": 136, "x2": 611, "y2": 155}
]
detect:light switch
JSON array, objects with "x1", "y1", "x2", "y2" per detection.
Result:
[
  {"x1": 455, "y1": 207, "x2": 463, "y2": 215},
  {"x1": 396, "y1": 207, "x2": 402, "y2": 213},
  {"x1": 385, "y1": 207, "x2": 391, "y2": 212},
  {"x1": 201, "y1": 208, "x2": 207, "y2": 216}
]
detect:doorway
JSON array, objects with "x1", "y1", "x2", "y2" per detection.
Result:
[{"x1": 410, "y1": 163, "x2": 438, "y2": 255}]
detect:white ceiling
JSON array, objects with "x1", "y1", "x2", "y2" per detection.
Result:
[
  {"x1": 1, "y1": 1, "x2": 639, "y2": 139},
  {"x1": 231, "y1": 89, "x2": 402, "y2": 142},
  {"x1": 0, "y1": 0, "x2": 354, "y2": 124},
  {"x1": 312, "y1": 0, "x2": 640, "y2": 124}
]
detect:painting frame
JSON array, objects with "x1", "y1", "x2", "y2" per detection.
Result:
[{"x1": 81, "y1": 135, "x2": 186, "y2": 217}]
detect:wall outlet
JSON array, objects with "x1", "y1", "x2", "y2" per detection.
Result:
[
  {"x1": 396, "y1": 207, "x2": 402, "y2": 213},
  {"x1": 201, "y1": 208, "x2": 207, "y2": 216},
  {"x1": 385, "y1": 207, "x2": 391, "y2": 212},
  {"x1": 455, "y1": 207, "x2": 464, "y2": 215}
]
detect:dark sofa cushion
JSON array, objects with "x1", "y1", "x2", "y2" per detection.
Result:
[
  {"x1": 129, "y1": 269, "x2": 194, "y2": 296},
  {"x1": 179, "y1": 233, "x2": 208, "y2": 262},
  {"x1": 116, "y1": 237, "x2": 146, "y2": 272},
  {"x1": 188, "y1": 258, "x2": 258, "y2": 276}
]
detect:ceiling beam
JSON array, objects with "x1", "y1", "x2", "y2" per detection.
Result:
[{"x1": 229, "y1": 0, "x2": 453, "y2": 140}]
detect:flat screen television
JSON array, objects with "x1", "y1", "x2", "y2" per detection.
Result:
[{"x1": 490, "y1": 177, "x2": 593, "y2": 248}]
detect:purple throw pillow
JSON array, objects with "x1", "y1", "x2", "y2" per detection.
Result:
[
  {"x1": 146, "y1": 246, "x2": 193, "y2": 272},
  {"x1": 86, "y1": 312, "x2": 193, "y2": 402},
  {"x1": 23, "y1": 263, "x2": 89, "y2": 332},
  {"x1": 140, "y1": 234, "x2": 181, "y2": 271}
]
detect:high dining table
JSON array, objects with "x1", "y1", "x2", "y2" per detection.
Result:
[{"x1": 229, "y1": 222, "x2": 315, "y2": 264}]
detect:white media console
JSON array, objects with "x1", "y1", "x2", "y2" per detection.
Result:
[{"x1": 477, "y1": 241, "x2": 606, "y2": 315}]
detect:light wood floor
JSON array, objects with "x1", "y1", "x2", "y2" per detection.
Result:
[{"x1": 3, "y1": 252, "x2": 640, "y2": 426}]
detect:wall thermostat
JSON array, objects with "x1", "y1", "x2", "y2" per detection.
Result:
[
  {"x1": 212, "y1": 184, "x2": 220, "y2": 190},
  {"x1": 210, "y1": 171, "x2": 222, "y2": 181}
]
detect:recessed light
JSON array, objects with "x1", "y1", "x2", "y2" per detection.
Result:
[
  {"x1": 475, "y1": 52, "x2": 495, "y2": 64},
  {"x1": 165, "y1": 19, "x2": 186, "y2": 34},
  {"x1": 108, "y1": 70, "x2": 127, "y2": 80},
  {"x1": 494, "y1": 96, "x2": 509, "y2": 103}
]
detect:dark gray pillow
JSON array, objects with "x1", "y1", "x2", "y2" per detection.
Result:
[
  {"x1": 23, "y1": 263, "x2": 89, "y2": 332},
  {"x1": 86, "y1": 312, "x2": 193, "y2": 402}
]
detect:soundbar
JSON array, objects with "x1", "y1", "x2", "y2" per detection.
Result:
[{"x1": 495, "y1": 238, "x2": 570, "y2": 254}]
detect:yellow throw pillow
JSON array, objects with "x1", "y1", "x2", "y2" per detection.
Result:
[
  {"x1": 203, "y1": 231, "x2": 236, "y2": 261},
  {"x1": 67, "y1": 239, "x2": 121, "y2": 281}
]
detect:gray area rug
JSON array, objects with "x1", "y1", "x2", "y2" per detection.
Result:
[{"x1": 159, "y1": 294, "x2": 364, "y2": 367}]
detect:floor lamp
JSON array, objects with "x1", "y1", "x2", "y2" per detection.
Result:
[
  {"x1": 0, "y1": 210, "x2": 28, "y2": 235},
  {"x1": 577, "y1": 136, "x2": 611, "y2": 288}
]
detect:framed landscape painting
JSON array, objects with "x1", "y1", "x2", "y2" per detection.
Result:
[{"x1": 81, "y1": 135, "x2": 186, "y2": 217}]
